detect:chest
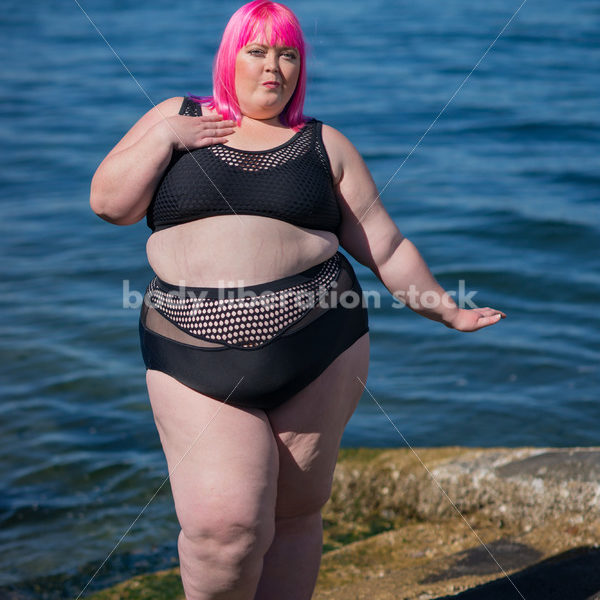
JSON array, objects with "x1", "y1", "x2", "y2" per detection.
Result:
[{"x1": 148, "y1": 120, "x2": 341, "y2": 234}]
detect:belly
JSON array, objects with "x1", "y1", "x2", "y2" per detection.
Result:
[{"x1": 146, "y1": 215, "x2": 340, "y2": 286}]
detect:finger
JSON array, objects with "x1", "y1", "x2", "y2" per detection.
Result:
[
  {"x1": 200, "y1": 116, "x2": 237, "y2": 126},
  {"x1": 480, "y1": 314, "x2": 502, "y2": 326},
  {"x1": 484, "y1": 307, "x2": 506, "y2": 318},
  {"x1": 478, "y1": 308, "x2": 506, "y2": 319},
  {"x1": 209, "y1": 119, "x2": 237, "y2": 126},
  {"x1": 200, "y1": 124, "x2": 236, "y2": 134},
  {"x1": 197, "y1": 137, "x2": 230, "y2": 147},
  {"x1": 198, "y1": 127, "x2": 235, "y2": 138}
]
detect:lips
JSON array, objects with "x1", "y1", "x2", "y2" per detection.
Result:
[{"x1": 262, "y1": 81, "x2": 280, "y2": 88}]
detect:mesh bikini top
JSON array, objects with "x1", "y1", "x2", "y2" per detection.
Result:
[{"x1": 146, "y1": 96, "x2": 342, "y2": 234}]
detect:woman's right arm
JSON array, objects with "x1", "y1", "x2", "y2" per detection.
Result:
[{"x1": 89, "y1": 96, "x2": 235, "y2": 226}]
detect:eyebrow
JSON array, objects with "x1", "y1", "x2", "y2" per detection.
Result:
[{"x1": 247, "y1": 43, "x2": 297, "y2": 51}]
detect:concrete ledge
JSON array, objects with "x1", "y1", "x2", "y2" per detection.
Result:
[{"x1": 85, "y1": 446, "x2": 600, "y2": 600}]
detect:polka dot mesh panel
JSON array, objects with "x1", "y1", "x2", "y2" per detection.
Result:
[{"x1": 145, "y1": 254, "x2": 341, "y2": 349}]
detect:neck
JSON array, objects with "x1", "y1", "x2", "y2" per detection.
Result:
[{"x1": 241, "y1": 114, "x2": 285, "y2": 129}]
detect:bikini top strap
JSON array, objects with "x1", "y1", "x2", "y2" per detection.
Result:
[{"x1": 179, "y1": 96, "x2": 203, "y2": 117}]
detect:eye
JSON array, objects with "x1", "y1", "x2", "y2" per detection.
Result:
[
  {"x1": 248, "y1": 48, "x2": 265, "y2": 55},
  {"x1": 282, "y1": 51, "x2": 297, "y2": 59}
]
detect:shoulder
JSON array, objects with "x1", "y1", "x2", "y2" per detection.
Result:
[
  {"x1": 319, "y1": 123, "x2": 362, "y2": 186},
  {"x1": 154, "y1": 95, "x2": 187, "y2": 116},
  {"x1": 132, "y1": 96, "x2": 186, "y2": 129},
  {"x1": 103, "y1": 97, "x2": 186, "y2": 158},
  {"x1": 133, "y1": 95, "x2": 188, "y2": 132},
  {"x1": 320, "y1": 122, "x2": 354, "y2": 148}
]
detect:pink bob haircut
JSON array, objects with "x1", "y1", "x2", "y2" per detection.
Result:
[{"x1": 189, "y1": 0, "x2": 308, "y2": 131}]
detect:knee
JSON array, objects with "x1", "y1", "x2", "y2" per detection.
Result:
[
  {"x1": 179, "y1": 507, "x2": 276, "y2": 569},
  {"x1": 276, "y1": 480, "x2": 333, "y2": 520}
]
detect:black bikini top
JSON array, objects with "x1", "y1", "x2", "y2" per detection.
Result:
[{"x1": 146, "y1": 96, "x2": 342, "y2": 234}]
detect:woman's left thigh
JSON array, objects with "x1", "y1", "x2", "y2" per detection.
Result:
[{"x1": 265, "y1": 332, "x2": 370, "y2": 518}]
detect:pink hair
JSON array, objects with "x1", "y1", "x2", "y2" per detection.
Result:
[{"x1": 189, "y1": 0, "x2": 308, "y2": 131}]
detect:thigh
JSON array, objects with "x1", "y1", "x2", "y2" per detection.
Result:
[
  {"x1": 146, "y1": 369, "x2": 279, "y2": 533},
  {"x1": 265, "y1": 332, "x2": 370, "y2": 518}
]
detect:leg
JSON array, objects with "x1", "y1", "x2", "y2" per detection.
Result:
[
  {"x1": 254, "y1": 332, "x2": 370, "y2": 600},
  {"x1": 146, "y1": 369, "x2": 279, "y2": 600}
]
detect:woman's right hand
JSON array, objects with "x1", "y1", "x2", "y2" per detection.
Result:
[
  {"x1": 154, "y1": 114, "x2": 237, "y2": 151},
  {"x1": 90, "y1": 97, "x2": 235, "y2": 225}
]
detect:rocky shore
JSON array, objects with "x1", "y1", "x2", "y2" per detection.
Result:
[{"x1": 87, "y1": 446, "x2": 600, "y2": 599}]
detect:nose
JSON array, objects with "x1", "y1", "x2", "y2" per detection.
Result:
[{"x1": 264, "y1": 52, "x2": 279, "y2": 73}]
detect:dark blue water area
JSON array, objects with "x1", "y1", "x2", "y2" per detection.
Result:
[{"x1": 1, "y1": 0, "x2": 599, "y2": 593}]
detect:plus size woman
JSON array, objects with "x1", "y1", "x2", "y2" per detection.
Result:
[{"x1": 90, "y1": 1, "x2": 505, "y2": 598}]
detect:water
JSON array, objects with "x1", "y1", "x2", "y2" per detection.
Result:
[{"x1": 1, "y1": 0, "x2": 598, "y2": 594}]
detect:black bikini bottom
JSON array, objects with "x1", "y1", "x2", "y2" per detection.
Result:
[{"x1": 138, "y1": 251, "x2": 369, "y2": 410}]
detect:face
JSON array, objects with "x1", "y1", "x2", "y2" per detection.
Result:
[{"x1": 234, "y1": 40, "x2": 300, "y2": 121}]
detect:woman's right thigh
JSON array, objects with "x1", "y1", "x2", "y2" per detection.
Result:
[{"x1": 146, "y1": 369, "x2": 279, "y2": 545}]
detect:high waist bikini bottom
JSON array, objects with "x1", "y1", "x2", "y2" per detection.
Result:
[{"x1": 139, "y1": 251, "x2": 369, "y2": 409}]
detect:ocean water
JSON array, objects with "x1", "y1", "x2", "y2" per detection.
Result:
[{"x1": 1, "y1": 0, "x2": 598, "y2": 594}]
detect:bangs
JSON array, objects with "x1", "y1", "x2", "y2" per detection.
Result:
[{"x1": 239, "y1": 13, "x2": 304, "y2": 52}]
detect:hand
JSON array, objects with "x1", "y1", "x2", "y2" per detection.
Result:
[
  {"x1": 446, "y1": 307, "x2": 506, "y2": 332},
  {"x1": 154, "y1": 114, "x2": 237, "y2": 151}
]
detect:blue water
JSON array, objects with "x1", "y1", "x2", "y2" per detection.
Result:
[{"x1": 1, "y1": 0, "x2": 599, "y2": 594}]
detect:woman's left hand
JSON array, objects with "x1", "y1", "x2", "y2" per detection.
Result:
[{"x1": 446, "y1": 307, "x2": 507, "y2": 332}]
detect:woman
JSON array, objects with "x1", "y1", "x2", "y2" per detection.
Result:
[{"x1": 90, "y1": 1, "x2": 506, "y2": 598}]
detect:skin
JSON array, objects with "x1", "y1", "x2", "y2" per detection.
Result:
[
  {"x1": 143, "y1": 41, "x2": 342, "y2": 287},
  {"x1": 233, "y1": 41, "x2": 300, "y2": 126},
  {"x1": 90, "y1": 34, "x2": 506, "y2": 600}
]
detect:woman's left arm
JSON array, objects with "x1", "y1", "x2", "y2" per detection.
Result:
[{"x1": 322, "y1": 125, "x2": 506, "y2": 332}]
